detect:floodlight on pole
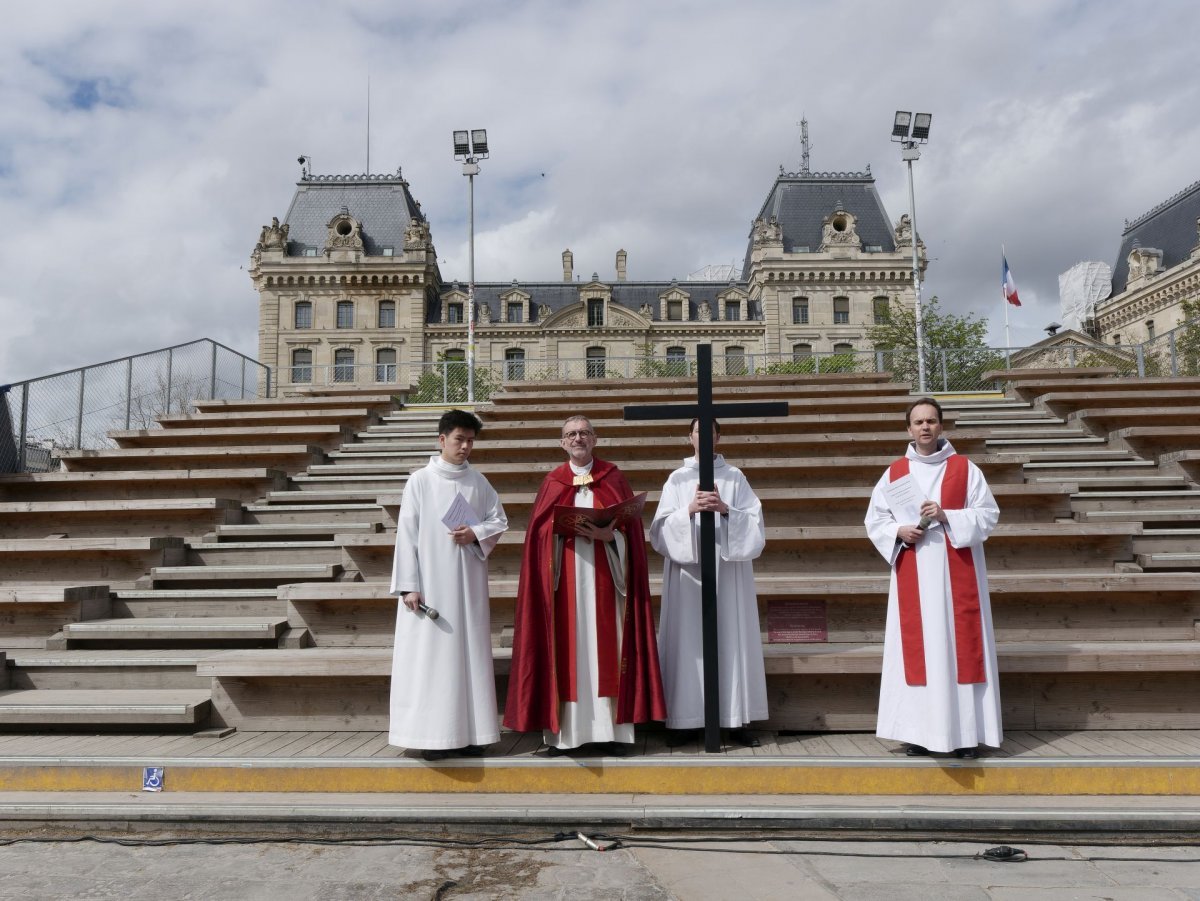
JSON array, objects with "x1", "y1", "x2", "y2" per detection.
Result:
[
  {"x1": 452, "y1": 128, "x2": 489, "y2": 404},
  {"x1": 890, "y1": 110, "x2": 933, "y2": 394}
]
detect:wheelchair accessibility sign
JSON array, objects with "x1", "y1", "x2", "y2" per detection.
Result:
[{"x1": 142, "y1": 767, "x2": 164, "y2": 792}]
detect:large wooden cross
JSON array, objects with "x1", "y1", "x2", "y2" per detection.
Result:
[{"x1": 624, "y1": 344, "x2": 788, "y2": 753}]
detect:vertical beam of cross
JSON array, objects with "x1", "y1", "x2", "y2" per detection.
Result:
[{"x1": 624, "y1": 344, "x2": 787, "y2": 753}]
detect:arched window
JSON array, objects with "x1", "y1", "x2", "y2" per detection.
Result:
[
  {"x1": 585, "y1": 346, "x2": 606, "y2": 379},
  {"x1": 587, "y1": 298, "x2": 605, "y2": 327},
  {"x1": 336, "y1": 301, "x2": 354, "y2": 329},
  {"x1": 378, "y1": 300, "x2": 396, "y2": 329},
  {"x1": 443, "y1": 349, "x2": 466, "y2": 362},
  {"x1": 333, "y1": 348, "x2": 355, "y2": 382},
  {"x1": 291, "y1": 348, "x2": 312, "y2": 383},
  {"x1": 294, "y1": 301, "x2": 312, "y2": 329},
  {"x1": 873, "y1": 296, "x2": 890, "y2": 325},
  {"x1": 375, "y1": 348, "x2": 397, "y2": 382},
  {"x1": 792, "y1": 343, "x2": 812, "y2": 359},
  {"x1": 1146, "y1": 319, "x2": 1156, "y2": 340},
  {"x1": 504, "y1": 348, "x2": 526, "y2": 380},
  {"x1": 665, "y1": 345, "x2": 687, "y2": 376},
  {"x1": 724, "y1": 345, "x2": 746, "y2": 376}
]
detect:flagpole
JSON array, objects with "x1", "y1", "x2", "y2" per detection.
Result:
[{"x1": 1002, "y1": 244, "x2": 1011, "y2": 350}]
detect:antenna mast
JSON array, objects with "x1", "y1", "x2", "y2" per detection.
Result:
[
  {"x1": 800, "y1": 117, "x2": 811, "y2": 175},
  {"x1": 366, "y1": 69, "x2": 371, "y2": 174}
]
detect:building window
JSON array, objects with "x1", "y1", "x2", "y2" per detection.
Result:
[
  {"x1": 507, "y1": 304, "x2": 524, "y2": 323},
  {"x1": 336, "y1": 301, "x2": 354, "y2": 329},
  {"x1": 667, "y1": 300, "x2": 684, "y2": 321},
  {"x1": 293, "y1": 301, "x2": 312, "y2": 329},
  {"x1": 291, "y1": 349, "x2": 312, "y2": 383},
  {"x1": 724, "y1": 346, "x2": 747, "y2": 376},
  {"x1": 447, "y1": 302, "x2": 464, "y2": 324},
  {"x1": 443, "y1": 348, "x2": 466, "y2": 363},
  {"x1": 724, "y1": 301, "x2": 741, "y2": 322},
  {"x1": 833, "y1": 296, "x2": 850, "y2": 325},
  {"x1": 381, "y1": 247, "x2": 394, "y2": 257},
  {"x1": 586, "y1": 346, "x2": 606, "y2": 379},
  {"x1": 505, "y1": 348, "x2": 526, "y2": 380},
  {"x1": 304, "y1": 247, "x2": 317, "y2": 257},
  {"x1": 333, "y1": 348, "x2": 355, "y2": 382},
  {"x1": 792, "y1": 297, "x2": 809, "y2": 324},
  {"x1": 375, "y1": 348, "x2": 397, "y2": 383},
  {"x1": 792, "y1": 343, "x2": 813, "y2": 359},
  {"x1": 665, "y1": 345, "x2": 687, "y2": 376},
  {"x1": 377, "y1": 300, "x2": 395, "y2": 328},
  {"x1": 873, "y1": 297, "x2": 890, "y2": 325},
  {"x1": 1146, "y1": 319, "x2": 1156, "y2": 340},
  {"x1": 1113, "y1": 334, "x2": 1122, "y2": 345},
  {"x1": 587, "y1": 298, "x2": 605, "y2": 327}
]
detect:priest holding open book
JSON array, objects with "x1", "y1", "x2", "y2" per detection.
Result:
[
  {"x1": 865, "y1": 397, "x2": 1002, "y2": 759},
  {"x1": 505, "y1": 414, "x2": 666, "y2": 754}
]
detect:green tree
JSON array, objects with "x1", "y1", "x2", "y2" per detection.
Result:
[
  {"x1": 409, "y1": 353, "x2": 501, "y2": 404},
  {"x1": 868, "y1": 296, "x2": 1001, "y2": 391}
]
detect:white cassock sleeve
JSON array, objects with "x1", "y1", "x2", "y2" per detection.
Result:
[
  {"x1": 466, "y1": 479, "x2": 508, "y2": 561},
  {"x1": 865, "y1": 472, "x2": 903, "y2": 567},
  {"x1": 942, "y1": 461, "x2": 999, "y2": 549},
  {"x1": 720, "y1": 469, "x2": 765, "y2": 562},
  {"x1": 390, "y1": 477, "x2": 423, "y2": 595},
  {"x1": 650, "y1": 476, "x2": 696, "y2": 564}
]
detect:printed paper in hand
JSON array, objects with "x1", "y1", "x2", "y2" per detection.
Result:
[
  {"x1": 883, "y1": 473, "x2": 924, "y2": 525},
  {"x1": 442, "y1": 493, "x2": 481, "y2": 530}
]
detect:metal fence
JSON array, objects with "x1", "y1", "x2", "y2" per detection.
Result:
[{"x1": 2, "y1": 339, "x2": 270, "y2": 473}]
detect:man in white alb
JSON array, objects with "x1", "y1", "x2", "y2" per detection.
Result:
[
  {"x1": 389, "y1": 409, "x2": 508, "y2": 760},
  {"x1": 650, "y1": 418, "x2": 768, "y2": 748},
  {"x1": 865, "y1": 397, "x2": 1001, "y2": 758}
]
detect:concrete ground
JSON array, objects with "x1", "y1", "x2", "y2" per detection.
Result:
[{"x1": 3, "y1": 834, "x2": 1200, "y2": 900}]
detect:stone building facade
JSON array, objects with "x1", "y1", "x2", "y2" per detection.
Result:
[
  {"x1": 249, "y1": 163, "x2": 922, "y2": 390},
  {"x1": 1095, "y1": 179, "x2": 1200, "y2": 346}
]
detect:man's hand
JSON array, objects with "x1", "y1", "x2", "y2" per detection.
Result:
[
  {"x1": 687, "y1": 487, "x2": 729, "y2": 516},
  {"x1": 576, "y1": 520, "x2": 616, "y2": 543},
  {"x1": 402, "y1": 590, "x2": 422, "y2": 612},
  {"x1": 919, "y1": 500, "x2": 947, "y2": 524},
  {"x1": 449, "y1": 525, "x2": 477, "y2": 546},
  {"x1": 897, "y1": 524, "x2": 925, "y2": 545}
]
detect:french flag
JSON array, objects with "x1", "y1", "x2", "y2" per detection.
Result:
[{"x1": 1002, "y1": 255, "x2": 1021, "y2": 307}]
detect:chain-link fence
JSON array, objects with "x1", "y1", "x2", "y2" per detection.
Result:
[{"x1": 2, "y1": 339, "x2": 269, "y2": 473}]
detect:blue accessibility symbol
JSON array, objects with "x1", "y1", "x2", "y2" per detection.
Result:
[{"x1": 142, "y1": 767, "x2": 164, "y2": 792}]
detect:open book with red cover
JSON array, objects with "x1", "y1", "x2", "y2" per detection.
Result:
[{"x1": 552, "y1": 492, "x2": 647, "y2": 536}]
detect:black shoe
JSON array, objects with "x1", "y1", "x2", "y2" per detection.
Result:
[
  {"x1": 665, "y1": 728, "x2": 701, "y2": 748},
  {"x1": 420, "y1": 748, "x2": 452, "y2": 761},
  {"x1": 605, "y1": 741, "x2": 631, "y2": 757},
  {"x1": 729, "y1": 728, "x2": 761, "y2": 748},
  {"x1": 954, "y1": 746, "x2": 978, "y2": 759},
  {"x1": 904, "y1": 744, "x2": 930, "y2": 757},
  {"x1": 459, "y1": 744, "x2": 487, "y2": 757},
  {"x1": 545, "y1": 744, "x2": 568, "y2": 757}
]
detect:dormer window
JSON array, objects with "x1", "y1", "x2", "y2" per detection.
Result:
[
  {"x1": 507, "y1": 303, "x2": 524, "y2": 323},
  {"x1": 667, "y1": 300, "x2": 684, "y2": 321},
  {"x1": 447, "y1": 302, "x2": 464, "y2": 324},
  {"x1": 724, "y1": 300, "x2": 741, "y2": 322},
  {"x1": 587, "y1": 298, "x2": 605, "y2": 327}
]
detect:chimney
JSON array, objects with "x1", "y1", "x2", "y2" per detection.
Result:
[
  {"x1": 616, "y1": 249, "x2": 628, "y2": 281},
  {"x1": 562, "y1": 249, "x2": 574, "y2": 283}
]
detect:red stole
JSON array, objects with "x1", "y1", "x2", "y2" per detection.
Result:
[{"x1": 889, "y1": 454, "x2": 986, "y2": 686}]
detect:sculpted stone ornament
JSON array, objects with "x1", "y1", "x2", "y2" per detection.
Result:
[
  {"x1": 639, "y1": 303, "x2": 653, "y2": 317},
  {"x1": 698, "y1": 301, "x2": 712, "y2": 322},
  {"x1": 820, "y1": 209, "x2": 861, "y2": 250},
  {"x1": 1127, "y1": 246, "x2": 1163, "y2": 282},
  {"x1": 751, "y1": 216, "x2": 783, "y2": 247},
  {"x1": 257, "y1": 216, "x2": 289, "y2": 252},
  {"x1": 404, "y1": 219, "x2": 431, "y2": 250},
  {"x1": 894, "y1": 214, "x2": 913, "y2": 247},
  {"x1": 325, "y1": 212, "x2": 364, "y2": 252},
  {"x1": 538, "y1": 303, "x2": 552, "y2": 322}
]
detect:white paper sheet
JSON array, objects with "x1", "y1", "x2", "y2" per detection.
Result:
[
  {"x1": 883, "y1": 473, "x2": 924, "y2": 525},
  {"x1": 441, "y1": 492, "x2": 481, "y2": 529}
]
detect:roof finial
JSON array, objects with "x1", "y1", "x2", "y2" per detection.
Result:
[{"x1": 799, "y1": 116, "x2": 811, "y2": 175}]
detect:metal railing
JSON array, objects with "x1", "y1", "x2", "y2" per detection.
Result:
[{"x1": 2, "y1": 339, "x2": 270, "y2": 473}]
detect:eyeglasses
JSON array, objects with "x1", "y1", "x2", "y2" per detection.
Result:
[{"x1": 562, "y1": 430, "x2": 595, "y2": 440}]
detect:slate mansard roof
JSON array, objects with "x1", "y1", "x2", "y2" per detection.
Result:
[
  {"x1": 1111, "y1": 179, "x2": 1200, "y2": 295},
  {"x1": 282, "y1": 174, "x2": 425, "y2": 256},
  {"x1": 742, "y1": 169, "x2": 898, "y2": 274},
  {"x1": 433, "y1": 281, "x2": 756, "y2": 324}
]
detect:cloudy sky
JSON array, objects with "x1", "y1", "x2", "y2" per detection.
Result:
[{"x1": 2, "y1": 0, "x2": 1198, "y2": 384}]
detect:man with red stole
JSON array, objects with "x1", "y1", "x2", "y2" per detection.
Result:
[
  {"x1": 865, "y1": 397, "x2": 1002, "y2": 759},
  {"x1": 505, "y1": 415, "x2": 666, "y2": 754}
]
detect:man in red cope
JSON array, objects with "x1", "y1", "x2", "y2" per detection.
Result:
[
  {"x1": 865, "y1": 397, "x2": 1002, "y2": 759},
  {"x1": 505, "y1": 415, "x2": 666, "y2": 755}
]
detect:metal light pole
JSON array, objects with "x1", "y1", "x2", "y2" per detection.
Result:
[
  {"x1": 452, "y1": 129, "x2": 489, "y2": 404},
  {"x1": 891, "y1": 111, "x2": 932, "y2": 394}
]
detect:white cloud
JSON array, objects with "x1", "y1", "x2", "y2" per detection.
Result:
[{"x1": 2, "y1": 0, "x2": 1199, "y2": 381}]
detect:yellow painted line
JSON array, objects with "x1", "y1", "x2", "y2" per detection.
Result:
[{"x1": 5, "y1": 764, "x2": 1200, "y2": 795}]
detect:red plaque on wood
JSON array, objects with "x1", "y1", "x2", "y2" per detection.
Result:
[{"x1": 767, "y1": 599, "x2": 828, "y2": 643}]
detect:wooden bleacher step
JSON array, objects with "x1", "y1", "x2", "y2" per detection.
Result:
[
  {"x1": 1137, "y1": 552, "x2": 1200, "y2": 571},
  {"x1": 60, "y1": 616, "x2": 289, "y2": 645},
  {"x1": 185, "y1": 541, "x2": 343, "y2": 567},
  {"x1": 209, "y1": 522, "x2": 381, "y2": 541},
  {"x1": 112, "y1": 588, "x2": 282, "y2": 618},
  {"x1": 242, "y1": 502, "x2": 385, "y2": 522},
  {"x1": 192, "y1": 393, "x2": 398, "y2": 413},
  {"x1": 148, "y1": 563, "x2": 342, "y2": 586},
  {"x1": 0, "y1": 689, "x2": 211, "y2": 727},
  {"x1": 1050, "y1": 475, "x2": 1189, "y2": 490}
]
